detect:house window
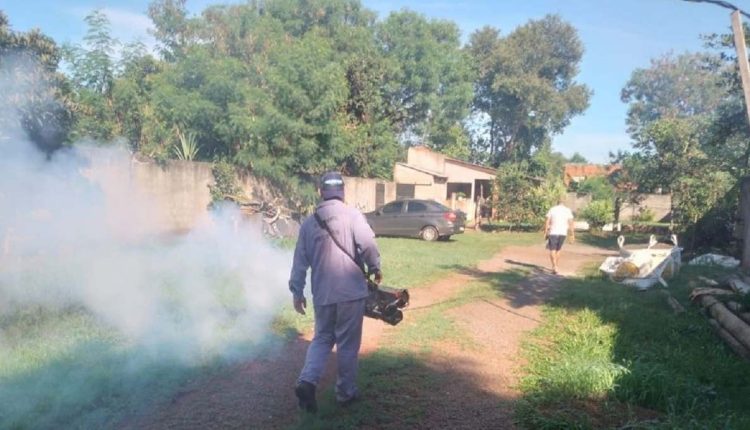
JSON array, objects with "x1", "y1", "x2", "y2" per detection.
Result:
[
  {"x1": 446, "y1": 182, "x2": 471, "y2": 200},
  {"x1": 396, "y1": 184, "x2": 415, "y2": 199}
]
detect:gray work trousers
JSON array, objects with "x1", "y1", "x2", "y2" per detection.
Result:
[{"x1": 298, "y1": 297, "x2": 366, "y2": 402}]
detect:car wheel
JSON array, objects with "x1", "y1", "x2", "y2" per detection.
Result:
[
  {"x1": 437, "y1": 235, "x2": 451, "y2": 241},
  {"x1": 420, "y1": 226, "x2": 438, "y2": 241}
]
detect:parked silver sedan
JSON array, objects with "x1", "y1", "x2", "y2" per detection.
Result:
[{"x1": 365, "y1": 199, "x2": 466, "y2": 241}]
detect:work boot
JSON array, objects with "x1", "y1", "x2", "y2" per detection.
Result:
[
  {"x1": 295, "y1": 381, "x2": 317, "y2": 413},
  {"x1": 337, "y1": 393, "x2": 360, "y2": 408}
]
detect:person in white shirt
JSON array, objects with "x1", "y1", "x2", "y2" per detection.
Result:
[{"x1": 544, "y1": 198, "x2": 575, "y2": 275}]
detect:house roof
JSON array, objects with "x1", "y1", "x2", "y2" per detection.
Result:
[
  {"x1": 395, "y1": 162, "x2": 448, "y2": 179},
  {"x1": 564, "y1": 163, "x2": 621, "y2": 185},
  {"x1": 444, "y1": 157, "x2": 497, "y2": 175}
]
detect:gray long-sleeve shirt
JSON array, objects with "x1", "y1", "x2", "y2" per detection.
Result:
[{"x1": 289, "y1": 199, "x2": 381, "y2": 306}]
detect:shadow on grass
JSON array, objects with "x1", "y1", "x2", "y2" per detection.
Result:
[
  {"x1": 513, "y1": 266, "x2": 750, "y2": 428},
  {"x1": 0, "y1": 337, "x2": 223, "y2": 430},
  {"x1": 575, "y1": 232, "x2": 618, "y2": 249},
  {"x1": 0, "y1": 306, "x2": 300, "y2": 430},
  {"x1": 126, "y1": 333, "x2": 520, "y2": 430},
  {"x1": 292, "y1": 348, "x2": 518, "y2": 430},
  {"x1": 442, "y1": 263, "x2": 561, "y2": 309},
  {"x1": 4, "y1": 318, "x2": 520, "y2": 429}
]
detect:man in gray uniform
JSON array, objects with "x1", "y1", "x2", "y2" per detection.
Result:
[{"x1": 289, "y1": 171, "x2": 382, "y2": 413}]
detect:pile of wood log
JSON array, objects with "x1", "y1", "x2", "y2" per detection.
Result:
[{"x1": 691, "y1": 274, "x2": 750, "y2": 360}]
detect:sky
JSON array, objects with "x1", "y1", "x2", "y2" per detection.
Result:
[{"x1": 2, "y1": 0, "x2": 749, "y2": 163}]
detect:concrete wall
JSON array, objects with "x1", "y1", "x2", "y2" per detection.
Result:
[
  {"x1": 565, "y1": 192, "x2": 592, "y2": 215},
  {"x1": 80, "y1": 150, "x2": 215, "y2": 236},
  {"x1": 620, "y1": 194, "x2": 672, "y2": 222},
  {"x1": 130, "y1": 160, "x2": 214, "y2": 233},
  {"x1": 407, "y1": 145, "x2": 445, "y2": 173},
  {"x1": 85, "y1": 148, "x2": 501, "y2": 234},
  {"x1": 84, "y1": 154, "x2": 288, "y2": 235},
  {"x1": 414, "y1": 183, "x2": 443, "y2": 201},
  {"x1": 88, "y1": 155, "x2": 406, "y2": 233},
  {"x1": 443, "y1": 161, "x2": 495, "y2": 182},
  {"x1": 342, "y1": 176, "x2": 396, "y2": 212},
  {"x1": 566, "y1": 191, "x2": 672, "y2": 221},
  {"x1": 393, "y1": 164, "x2": 435, "y2": 185}
]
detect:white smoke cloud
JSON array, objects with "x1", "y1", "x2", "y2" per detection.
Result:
[{"x1": 0, "y1": 56, "x2": 293, "y2": 365}]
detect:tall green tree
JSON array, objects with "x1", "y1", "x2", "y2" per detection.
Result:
[
  {"x1": 620, "y1": 52, "x2": 734, "y2": 242},
  {"x1": 621, "y1": 52, "x2": 726, "y2": 143},
  {"x1": 62, "y1": 9, "x2": 119, "y2": 140},
  {"x1": 111, "y1": 44, "x2": 161, "y2": 152},
  {"x1": 0, "y1": 12, "x2": 72, "y2": 152},
  {"x1": 568, "y1": 152, "x2": 587, "y2": 163},
  {"x1": 375, "y1": 10, "x2": 473, "y2": 149},
  {"x1": 467, "y1": 15, "x2": 590, "y2": 165},
  {"x1": 148, "y1": 0, "x2": 194, "y2": 62}
]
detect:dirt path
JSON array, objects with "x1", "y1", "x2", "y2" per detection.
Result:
[
  {"x1": 121, "y1": 241, "x2": 613, "y2": 430},
  {"x1": 410, "y1": 242, "x2": 615, "y2": 429}
]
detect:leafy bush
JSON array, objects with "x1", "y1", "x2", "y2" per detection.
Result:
[
  {"x1": 631, "y1": 207, "x2": 655, "y2": 223},
  {"x1": 581, "y1": 200, "x2": 613, "y2": 230},
  {"x1": 577, "y1": 176, "x2": 614, "y2": 201},
  {"x1": 208, "y1": 160, "x2": 241, "y2": 205},
  {"x1": 494, "y1": 159, "x2": 566, "y2": 226}
]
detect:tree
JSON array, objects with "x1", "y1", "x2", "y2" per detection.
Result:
[
  {"x1": 62, "y1": 10, "x2": 119, "y2": 140},
  {"x1": 467, "y1": 15, "x2": 591, "y2": 165},
  {"x1": 148, "y1": 0, "x2": 194, "y2": 62},
  {"x1": 375, "y1": 10, "x2": 473, "y2": 148},
  {"x1": 0, "y1": 12, "x2": 72, "y2": 152},
  {"x1": 111, "y1": 43, "x2": 161, "y2": 151},
  {"x1": 620, "y1": 52, "x2": 735, "y2": 243},
  {"x1": 493, "y1": 151, "x2": 566, "y2": 227},
  {"x1": 64, "y1": 10, "x2": 117, "y2": 95},
  {"x1": 622, "y1": 52, "x2": 726, "y2": 143},
  {"x1": 568, "y1": 152, "x2": 587, "y2": 163}
]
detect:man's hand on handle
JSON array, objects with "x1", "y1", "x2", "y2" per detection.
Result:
[
  {"x1": 293, "y1": 296, "x2": 307, "y2": 315},
  {"x1": 373, "y1": 270, "x2": 383, "y2": 285}
]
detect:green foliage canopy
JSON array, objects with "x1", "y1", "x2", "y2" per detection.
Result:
[
  {"x1": 0, "y1": 12, "x2": 72, "y2": 152},
  {"x1": 619, "y1": 51, "x2": 737, "y2": 246},
  {"x1": 467, "y1": 15, "x2": 591, "y2": 165}
]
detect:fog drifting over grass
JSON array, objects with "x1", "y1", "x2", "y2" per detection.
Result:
[{"x1": 0, "y1": 57, "x2": 292, "y2": 363}]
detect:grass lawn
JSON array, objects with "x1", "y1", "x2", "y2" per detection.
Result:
[
  {"x1": 291, "y1": 233, "x2": 750, "y2": 429},
  {"x1": 0, "y1": 306, "x2": 218, "y2": 429},
  {"x1": 1, "y1": 231, "x2": 535, "y2": 429},
  {"x1": 377, "y1": 230, "x2": 539, "y2": 289},
  {"x1": 289, "y1": 232, "x2": 540, "y2": 429},
  {"x1": 515, "y1": 264, "x2": 750, "y2": 429}
]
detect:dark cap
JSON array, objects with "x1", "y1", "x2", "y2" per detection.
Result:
[{"x1": 320, "y1": 171, "x2": 345, "y2": 201}]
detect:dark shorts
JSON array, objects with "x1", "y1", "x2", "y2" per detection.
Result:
[{"x1": 546, "y1": 235, "x2": 566, "y2": 251}]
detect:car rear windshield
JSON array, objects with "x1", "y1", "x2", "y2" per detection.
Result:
[{"x1": 429, "y1": 201, "x2": 452, "y2": 211}]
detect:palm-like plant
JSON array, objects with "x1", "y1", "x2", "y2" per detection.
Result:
[{"x1": 172, "y1": 128, "x2": 201, "y2": 160}]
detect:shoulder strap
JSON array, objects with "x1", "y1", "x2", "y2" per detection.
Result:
[{"x1": 314, "y1": 211, "x2": 367, "y2": 276}]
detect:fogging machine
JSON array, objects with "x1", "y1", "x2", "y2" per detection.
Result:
[
  {"x1": 365, "y1": 279, "x2": 409, "y2": 326},
  {"x1": 313, "y1": 211, "x2": 409, "y2": 325}
]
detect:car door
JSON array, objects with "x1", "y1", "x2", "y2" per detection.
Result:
[
  {"x1": 404, "y1": 200, "x2": 429, "y2": 235},
  {"x1": 369, "y1": 201, "x2": 405, "y2": 236}
]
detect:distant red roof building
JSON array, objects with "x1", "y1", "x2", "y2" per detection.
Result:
[{"x1": 564, "y1": 163, "x2": 621, "y2": 186}]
